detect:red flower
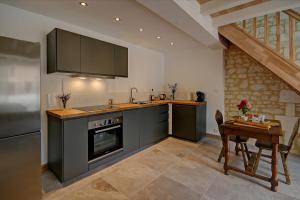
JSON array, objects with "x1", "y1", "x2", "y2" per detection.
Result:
[
  {"x1": 238, "y1": 99, "x2": 247, "y2": 109},
  {"x1": 237, "y1": 99, "x2": 251, "y2": 111}
]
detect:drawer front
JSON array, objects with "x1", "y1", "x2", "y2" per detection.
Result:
[
  {"x1": 154, "y1": 104, "x2": 168, "y2": 114},
  {"x1": 88, "y1": 112, "x2": 122, "y2": 122}
]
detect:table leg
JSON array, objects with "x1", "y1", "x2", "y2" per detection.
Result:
[
  {"x1": 271, "y1": 143, "x2": 278, "y2": 192},
  {"x1": 223, "y1": 135, "x2": 229, "y2": 175}
]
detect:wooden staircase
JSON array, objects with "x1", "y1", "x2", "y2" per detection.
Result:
[{"x1": 219, "y1": 9, "x2": 300, "y2": 93}]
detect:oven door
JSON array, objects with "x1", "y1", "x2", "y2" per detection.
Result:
[{"x1": 88, "y1": 124, "x2": 123, "y2": 162}]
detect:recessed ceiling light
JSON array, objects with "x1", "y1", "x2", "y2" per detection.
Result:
[
  {"x1": 95, "y1": 78, "x2": 102, "y2": 81},
  {"x1": 139, "y1": 28, "x2": 143, "y2": 32},
  {"x1": 170, "y1": 42, "x2": 174, "y2": 46},
  {"x1": 156, "y1": 36, "x2": 161, "y2": 39},
  {"x1": 115, "y1": 17, "x2": 120, "y2": 22},
  {"x1": 79, "y1": 1, "x2": 88, "y2": 6},
  {"x1": 78, "y1": 77, "x2": 86, "y2": 80}
]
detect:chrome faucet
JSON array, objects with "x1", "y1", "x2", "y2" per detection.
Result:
[{"x1": 129, "y1": 87, "x2": 138, "y2": 103}]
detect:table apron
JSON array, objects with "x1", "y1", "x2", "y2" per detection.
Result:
[{"x1": 224, "y1": 128, "x2": 279, "y2": 143}]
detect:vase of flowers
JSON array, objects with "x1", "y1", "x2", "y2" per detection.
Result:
[
  {"x1": 237, "y1": 99, "x2": 252, "y2": 115},
  {"x1": 58, "y1": 93, "x2": 71, "y2": 109},
  {"x1": 168, "y1": 83, "x2": 178, "y2": 100}
]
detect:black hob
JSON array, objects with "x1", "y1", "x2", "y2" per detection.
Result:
[{"x1": 75, "y1": 105, "x2": 114, "y2": 112}]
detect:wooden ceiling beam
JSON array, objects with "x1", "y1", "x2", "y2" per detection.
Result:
[
  {"x1": 213, "y1": 0, "x2": 300, "y2": 27},
  {"x1": 200, "y1": 0, "x2": 253, "y2": 15},
  {"x1": 210, "y1": 0, "x2": 270, "y2": 18},
  {"x1": 196, "y1": 0, "x2": 212, "y2": 5}
]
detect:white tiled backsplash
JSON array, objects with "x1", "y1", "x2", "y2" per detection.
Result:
[{"x1": 47, "y1": 77, "x2": 166, "y2": 109}]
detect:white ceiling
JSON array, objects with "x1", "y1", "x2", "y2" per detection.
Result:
[
  {"x1": 137, "y1": 0, "x2": 220, "y2": 48},
  {"x1": 0, "y1": 0, "x2": 203, "y2": 52}
]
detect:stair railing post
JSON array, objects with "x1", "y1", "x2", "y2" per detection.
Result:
[
  {"x1": 276, "y1": 12, "x2": 281, "y2": 53},
  {"x1": 264, "y1": 15, "x2": 269, "y2": 45},
  {"x1": 253, "y1": 17, "x2": 257, "y2": 37},
  {"x1": 289, "y1": 16, "x2": 295, "y2": 62}
]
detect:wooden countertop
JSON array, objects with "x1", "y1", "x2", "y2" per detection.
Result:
[{"x1": 47, "y1": 100, "x2": 206, "y2": 119}]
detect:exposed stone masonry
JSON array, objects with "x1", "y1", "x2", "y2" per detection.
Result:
[{"x1": 224, "y1": 45, "x2": 300, "y2": 154}]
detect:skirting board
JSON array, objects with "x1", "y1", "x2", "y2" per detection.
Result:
[
  {"x1": 41, "y1": 133, "x2": 220, "y2": 173},
  {"x1": 42, "y1": 164, "x2": 48, "y2": 173}
]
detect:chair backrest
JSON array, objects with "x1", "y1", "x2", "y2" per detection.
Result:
[
  {"x1": 215, "y1": 110, "x2": 224, "y2": 137},
  {"x1": 287, "y1": 118, "x2": 300, "y2": 151}
]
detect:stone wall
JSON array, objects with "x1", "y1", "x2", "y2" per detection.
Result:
[{"x1": 224, "y1": 45, "x2": 300, "y2": 154}]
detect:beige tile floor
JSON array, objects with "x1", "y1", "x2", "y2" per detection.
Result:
[{"x1": 43, "y1": 136, "x2": 300, "y2": 200}]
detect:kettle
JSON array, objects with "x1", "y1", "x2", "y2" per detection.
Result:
[{"x1": 159, "y1": 94, "x2": 167, "y2": 100}]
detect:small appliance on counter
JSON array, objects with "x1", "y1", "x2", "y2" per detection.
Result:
[
  {"x1": 159, "y1": 94, "x2": 167, "y2": 100},
  {"x1": 196, "y1": 91, "x2": 205, "y2": 102}
]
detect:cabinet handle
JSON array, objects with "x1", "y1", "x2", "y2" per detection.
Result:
[{"x1": 94, "y1": 125, "x2": 121, "y2": 133}]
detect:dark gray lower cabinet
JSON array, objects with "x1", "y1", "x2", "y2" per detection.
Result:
[
  {"x1": 172, "y1": 104, "x2": 206, "y2": 142},
  {"x1": 140, "y1": 105, "x2": 168, "y2": 147},
  {"x1": 123, "y1": 105, "x2": 168, "y2": 150},
  {"x1": 48, "y1": 116, "x2": 88, "y2": 182},
  {"x1": 123, "y1": 109, "x2": 140, "y2": 153},
  {"x1": 48, "y1": 105, "x2": 169, "y2": 182}
]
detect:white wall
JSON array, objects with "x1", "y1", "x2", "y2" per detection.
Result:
[
  {"x1": 0, "y1": 3, "x2": 165, "y2": 165},
  {"x1": 164, "y1": 46, "x2": 224, "y2": 135}
]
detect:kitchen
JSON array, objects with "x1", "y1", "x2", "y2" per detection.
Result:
[{"x1": 1, "y1": 0, "x2": 299, "y2": 200}]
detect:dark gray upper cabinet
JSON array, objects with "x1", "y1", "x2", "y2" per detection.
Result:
[
  {"x1": 114, "y1": 45, "x2": 128, "y2": 77},
  {"x1": 47, "y1": 28, "x2": 128, "y2": 77},
  {"x1": 172, "y1": 104, "x2": 206, "y2": 142},
  {"x1": 81, "y1": 36, "x2": 115, "y2": 76},
  {"x1": 47, "y1": 28, "x2": 81, "y2": 73}
]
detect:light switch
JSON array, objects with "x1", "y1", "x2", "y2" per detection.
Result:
[{"x1": 47, "y1": 93, "x2": 57, "y2": 107}]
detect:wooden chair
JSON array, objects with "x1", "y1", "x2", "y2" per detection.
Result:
[
  {"x1": 215, "y1": 110, "x2": 250, "y2": 167},
  {"x1": 254, "y1": 118, "x2": 300, "y2": 185}
]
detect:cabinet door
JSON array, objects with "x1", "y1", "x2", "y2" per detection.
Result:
[
  {"x1": 56, "y1": 29, "x2": 81, "y2": 73},
  {"x1": 114, "y1": 46, "x2": 128, "y2": 77},
  {"x1": 140, "y1": 107, "x2": 155, "y2": 147},
  {"x1": 63, "y1": 118, "x2": 88, "y2": 181},
  {"x1": 172, "y1": 105, "x2": 196, "y2": 141},
  {"x1": 81, "y1": 36, "x2": 115, "y2": 75},
  {"x1": 196, "y1": 105, "x2": 207, "y2": 140},
  {"x1": 123, "y1": 109, "x2": 140, "y2": 153},
  {"x1": 0, "y1": 132, "x2": 41, "y2": 200},
  {"x1": 153, "y1": 105, "x2": 168, "y2": 141},
  {"x1": 140, "y1": 106, "x2": 168, "y2": 147}
]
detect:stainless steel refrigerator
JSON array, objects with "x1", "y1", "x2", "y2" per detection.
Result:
[{"x1": 0, "y1": 36, "x2": 41, "y2": 200}]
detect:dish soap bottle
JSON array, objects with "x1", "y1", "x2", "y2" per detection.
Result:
[{"x1": 149, "y1": 88, "x2": 155, "y2": 101}]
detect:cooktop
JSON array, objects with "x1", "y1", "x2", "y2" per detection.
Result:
[{"x1": 75, "y1": 105, "x2": 115, "y2": 112}]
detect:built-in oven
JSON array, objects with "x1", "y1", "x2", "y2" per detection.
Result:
[{"x1": 88, "y1": 114, "x2": 123, "y2": 163}]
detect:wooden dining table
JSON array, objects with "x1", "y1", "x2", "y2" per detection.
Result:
[{"x1": 222, "y1": 120, "x2": 283, "y2": 192}]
